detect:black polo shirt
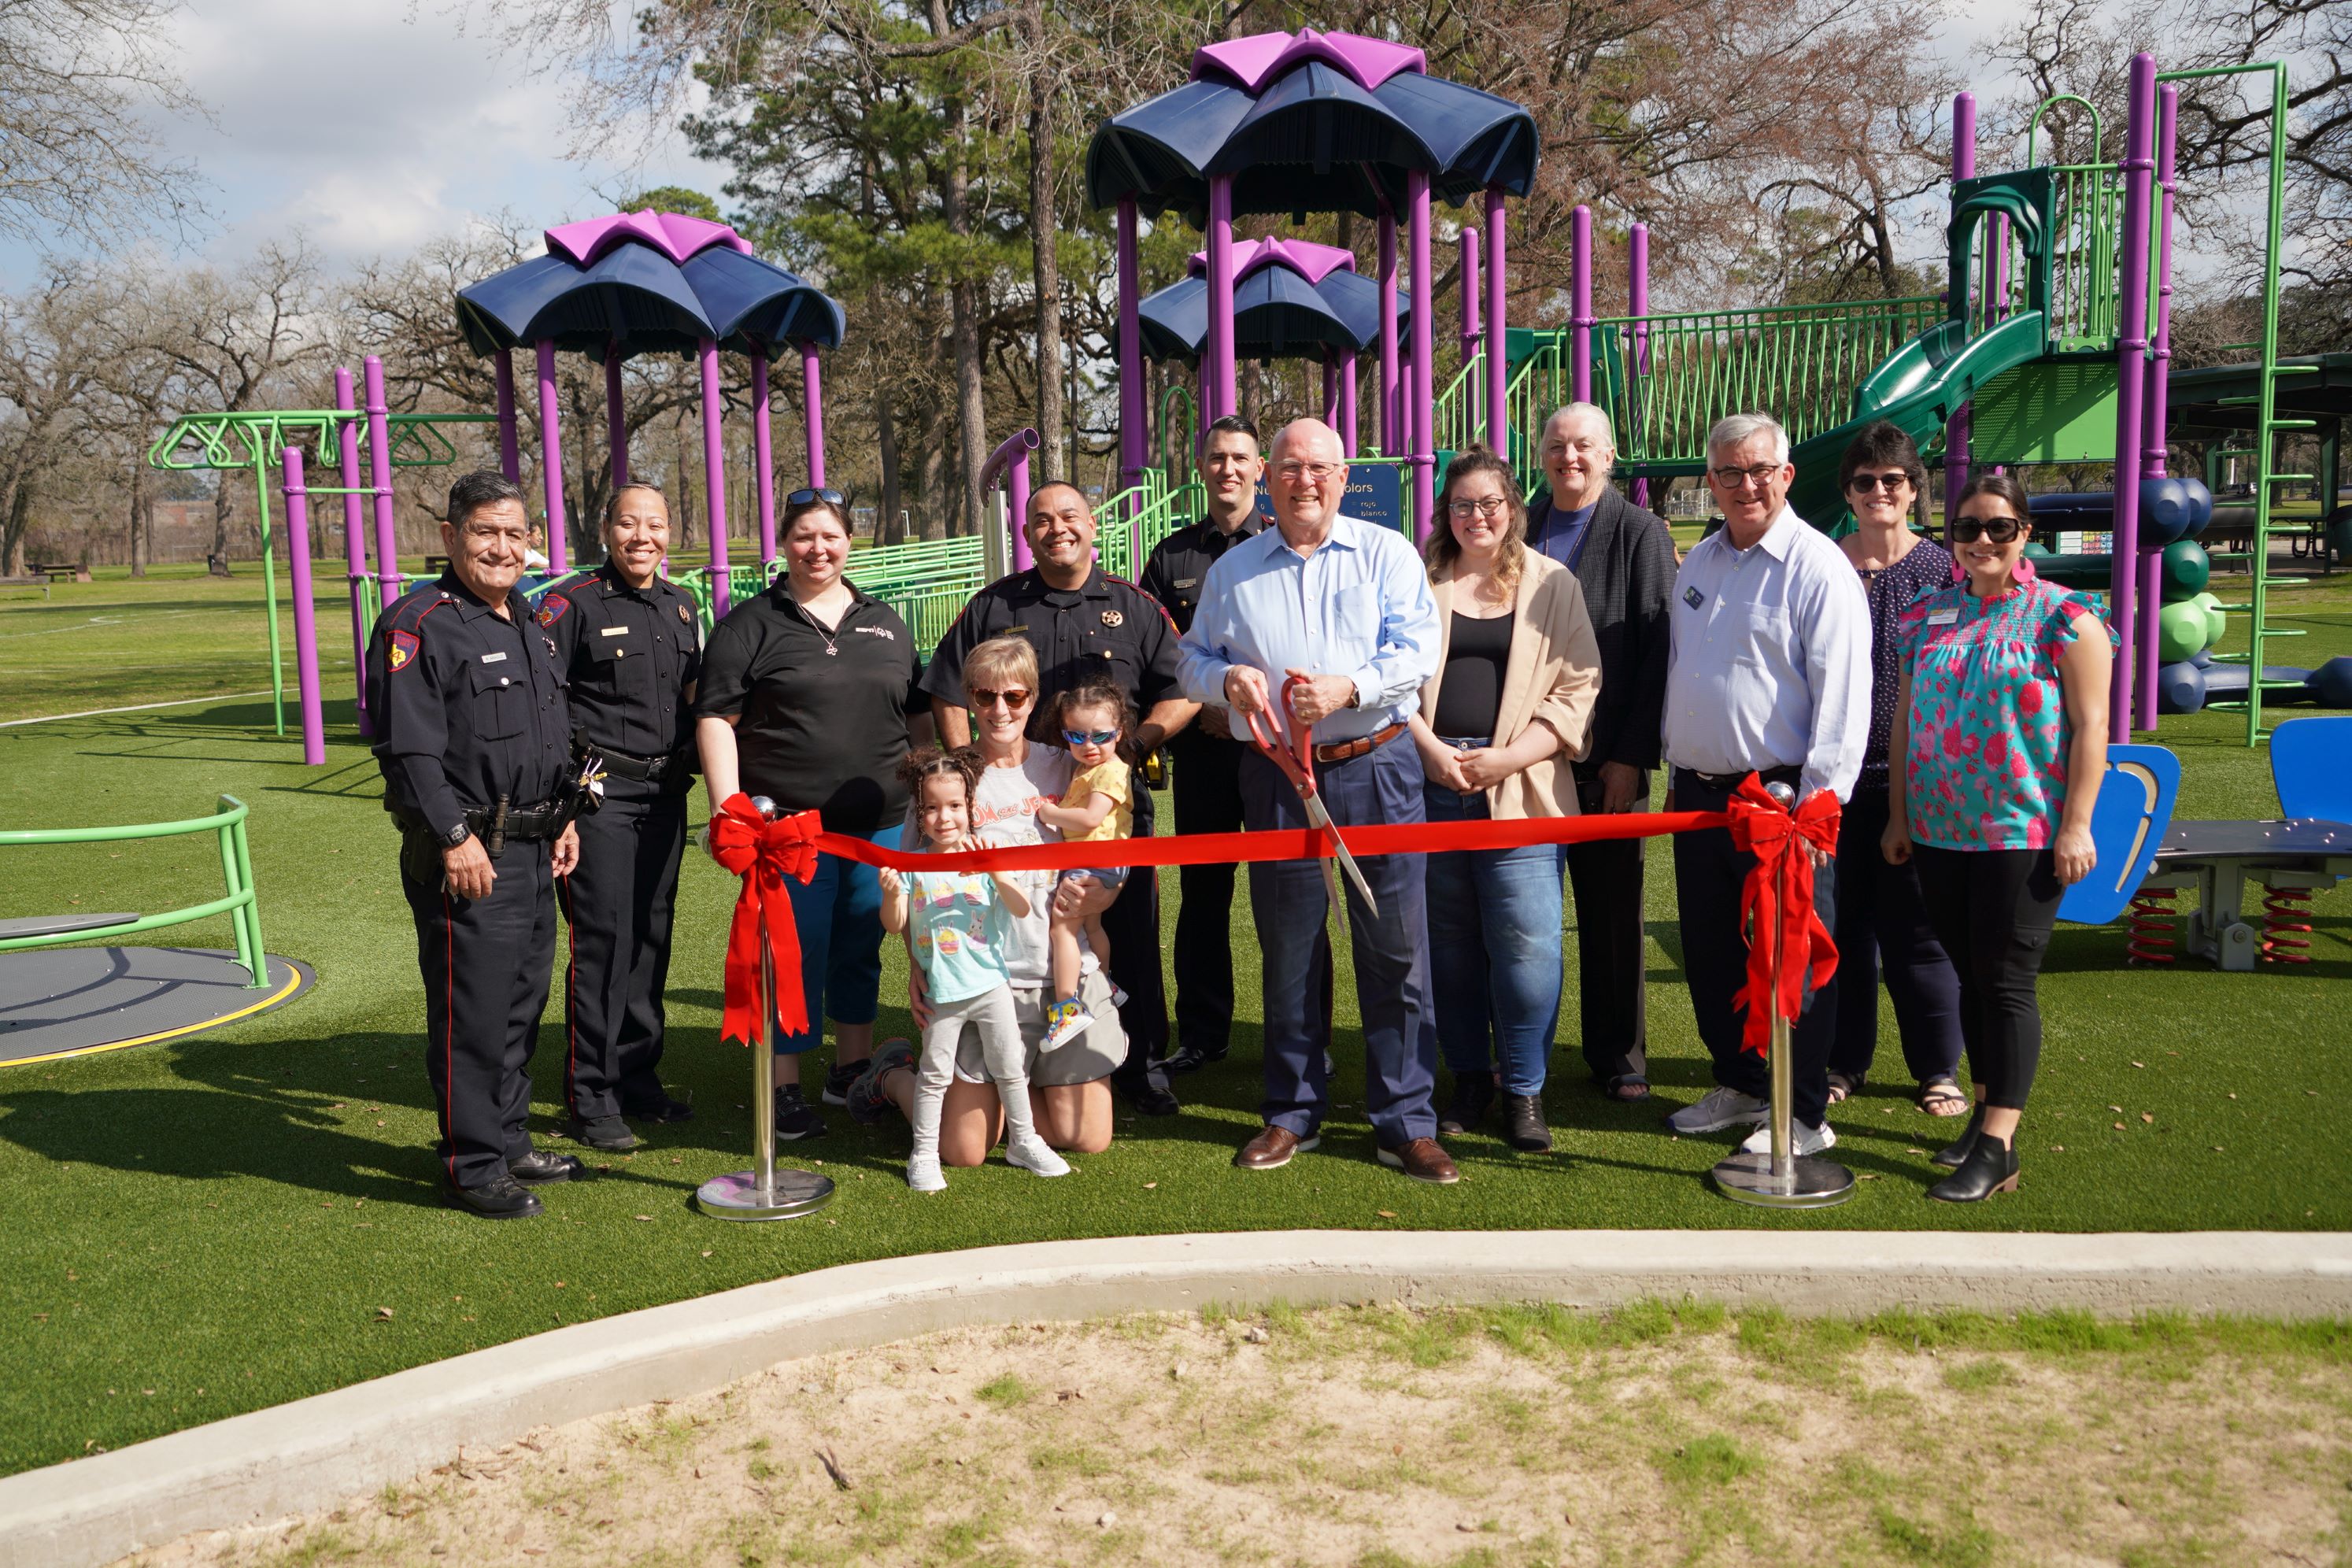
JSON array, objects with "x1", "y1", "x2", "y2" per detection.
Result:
[
  {"x1": 1137, "y1": 512, "x2": 1265, "y2": 636},
  {"x1": 695, "y1": 579, "x2": 923, "y2": 834},
  {"x1": 368, "y1": 573, "x2": 571, "y2": 840},
  {"x1": 919, "y1": 564, "x2": 1182, "y2": 744},
  {"x1": 538, "y1": 564, "x2": 701, "y2": 765}
]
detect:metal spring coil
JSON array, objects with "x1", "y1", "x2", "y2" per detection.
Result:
[
  {"x1": 2126, "y1": 887, "x2": 2178, "y2": 964},
  {"x1": 2261, "y1": 887, "x2": 2313, "y2": 964}
]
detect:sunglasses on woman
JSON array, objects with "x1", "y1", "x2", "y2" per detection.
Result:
[
  {"x1": 786, "y1": 487, "x2": 845, "y2": 508},
  {"x1": 968, "y1": 686, "x2": 1031, "y2": 710},
  {"x1": 1062, "y1": 727, "x2": 1119, "y2": 747},
  {"x1": 1847, "y1": 471, "x2": 1913, "y2": 494},
  {"x1": 1950, "y1": 513, "x2": 2025, "y2": 544}
]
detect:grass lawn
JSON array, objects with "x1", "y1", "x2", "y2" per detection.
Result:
[{"x1": 1, "y1": 564, "x2": 2349, "y2": 1480}]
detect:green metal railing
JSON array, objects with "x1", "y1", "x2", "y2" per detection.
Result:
[
  {"x1": 2045, "y1": 165, "x2": 2122, "y2": 349},
  {"x1": 1093, "y1": 467, "x2": 1202, "y2": 581},
  {"x1": 1434, "y1": 337, "x2": 1566, "y2": 467},
  {"x1": 0, "y1": 796, "x2": 268, "y2": 986}
]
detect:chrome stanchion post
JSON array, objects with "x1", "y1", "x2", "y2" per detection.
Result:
[
  {"x1": 699, "y1": 796, "x2": 837, "y2": 1221},
  {"x1": 1714, "y1": 782, "x2": 1855, "y2": 1209}
]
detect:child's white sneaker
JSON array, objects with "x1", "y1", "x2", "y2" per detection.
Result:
[
  {"x1": 1006, "y1": 1134, "x2": 1071, "y2": 1178},
  {"x1": 905, "y1": 1152, "x2": 946, "y2": 1192},
  {"x1": 1040, "y1": 996, "x2": 1094, "y2": 1051}
]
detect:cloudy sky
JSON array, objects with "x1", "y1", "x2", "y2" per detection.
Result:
[{"x1": 2, "y1": 0, "x2": 2054, "y2": 291}]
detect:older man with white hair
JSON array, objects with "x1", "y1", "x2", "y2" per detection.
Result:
[
  {"x1": 1662, "y1": 411, "x2": 1869, "y2": 1157},
  {"x1": 1521, "y1": 404, "x2": 1680, "y2": 1108},
  {"x1": 1178, "y1": 418, "x2": 1452, "y2": 1183}
]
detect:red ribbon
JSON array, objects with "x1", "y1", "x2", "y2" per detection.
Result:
[
  {"x1": 1724, "y1": 776, "x2": 1841, "y2": 1056},
  {"x1": 707, "y1": 793, "x2": 824, "y2": 1048}
]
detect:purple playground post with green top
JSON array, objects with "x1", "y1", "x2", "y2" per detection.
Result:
[
  {"x1": 334, "y1": 367, "x2": 372, "y2": 738},
  {"x1": 2109, "y1": 51, "x2": 2158, "y2": 741},
  {"x1": 279, "y1": 447, "x2": 325, "y2": 767},
  {"x1": 364, "y1": 357, "x2": 400, "y2": 610},
  {"x1": 2139, "y1": 83, "x2": 2180, "y2": 732}
]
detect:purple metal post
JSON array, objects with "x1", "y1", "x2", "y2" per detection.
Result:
[
  {"x1": 1207, "y1": 177, "x2": 1236, "y2": 421},
  {"x1": 1378, "y1": 205, "x2": 1400, "y2": 455},
  {"x1": 1570, "y1": 205, "x2": 1594, "y2": 404},
  {"x1": 493, "y1": 352, "x2": 522, "y2": 483},
  {"x1": 1339, "y1": 351, "x2": 1359, "y2": 456},
  {"x1": 1946, "y1": 93, "x2": 1977, "y2": 516},
  {"x1": 1010, "y1": 449, "x2": 1032, "y2": 566},
  {"x1": 534, "y1": 340, "x2": 569, "y2": 574},
  {"x1": 697, "y1": 338, "x2": 732, "y2": 617},
  {"x1": 2108, "y1": 54, "x2": 2158, "y2": 740},
  {"x1": 2139, "y1": 83, "x2": 2180, "y2": 729},
  {"x1": 1628, "y1": 224, "x2": 1651, "y2": 509},
  {"x1": 334, "y1": 368, "x2": 371, "y2": 734},
  {"x1": 280, "y1": 448, "x2": 325, "y2": 767},
  {"x1": 364, "y1": 357, "x2": 401, "y2": 608},
  {"x1": 750, "y1": 348, "x2": 776, "y2": 566},
  {"x1": 1459, "y1": 226, "x2": 1481, "y2": 365},
  {"x1": 1117, "y1": 199, "x2": 1145, "y2": 500},
  {"x1": 1485, "y1": 189, "x2": 1507, "y2": 454},
  {"x1": 605, "y1": 349, "x2": 628, "y2": 487},
  {"x1": 1409, "y1": 172, "x2": 1436, "y2": 540},
  {"x1": 801, "y1": 340, "x2": 826, "y2": 487}
]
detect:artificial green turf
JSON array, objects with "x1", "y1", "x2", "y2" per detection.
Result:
[{"x1": 1, "y1": 571, "x2": 2349, "y2": 1478}]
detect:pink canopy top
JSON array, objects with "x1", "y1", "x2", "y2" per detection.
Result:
[
  {"x1": 1190, "y1": 27, "x2": 1426, "y2": 94},
  {"x1": 1186, "y1": 237, "x2": 1358, "y2": 286},
  {"x1": 543, "y1": 210, "x2": 756, "y2": 268}
]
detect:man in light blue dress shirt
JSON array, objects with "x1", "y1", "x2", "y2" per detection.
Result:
[
  {"x1": 1661, "y1": 412, "x2": 1870, "y2": 1157},
  {"x1": 1177, "y1": 419, "x2": 1455, "y2": 1184}
]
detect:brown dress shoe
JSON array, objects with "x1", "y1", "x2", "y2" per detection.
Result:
[
  {"x1": 1233, "y1": 1125, "x2": 1318, "y2": 1170},
  {"x1": 1377, "y1": 1137, "x2": 1459, "y2": 1184}
]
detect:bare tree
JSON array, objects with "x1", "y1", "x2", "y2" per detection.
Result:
[
  {"x1": 0, "y1": 269, "x2": 116, "y2": 575},
  {"x1": 0, "y1": 0, "x2": 210, "y2": 247}
]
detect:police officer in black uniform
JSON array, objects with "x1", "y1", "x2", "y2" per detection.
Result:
[
  {"x1": 1137, "y1": 414, "x2": 1267, "y2": 1075},
  {"x1": 537, "y1": 479, "x2": 700, "y2": 1152},
  {"x1": 368, "y1": 472, "x2": 585, "y2": 1219},
  {"x1": 920, "y1": 479, "x2": 1197, "y2": 1116}
]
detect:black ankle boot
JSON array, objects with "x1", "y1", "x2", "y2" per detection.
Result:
[
  {"x1": 1928, "y1": 1132, "x2": 2018, "y2": 1203},
  {"x1": 1437, "y1": 1073, "x2": 1495, "y2": 1135},
  {"x1": 1932, "y1": 1104, "x2": 1986, "y2": 1169}
]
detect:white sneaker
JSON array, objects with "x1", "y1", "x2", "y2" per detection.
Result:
[
  {"x1": 1738, "y1": 1119, "x2": 1837, "y2": 1156},
  {"x1": 1005, "y1": 1134, "x2": 1071, "y2": 1178},
  {"x1": 1041, "y1": 998, "x2": 1095, "y2": 1052},
  {"x1": 905, "y1": 1152, "x2": 946, "y2": 1193},
  {"x1": 1665, "y1": 1085, "x2": 1771, "y2": 1134}
]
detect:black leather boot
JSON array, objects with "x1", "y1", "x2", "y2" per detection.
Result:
[
  {"x1": 1928, "y1": 1131, "x2": 2018, "y2": 1203},
  {"x1": 1932, "y1": 1104, "x2": 1986, "y2": 1169},
  {"x1": 1437, "y1": 1072, "x2": 1495, "y2": 1136},
  {"x1": 1503, "y1": 1093, "x2": 1552, "y2": 1152}
]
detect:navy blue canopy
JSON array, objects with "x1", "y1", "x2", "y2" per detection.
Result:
[
  {"x1": 455, "y1": 209, "x2": 846, "y2": 361},
  {"x1": 1138, "y1": 241, "x2": 1407, "y2": 364},
  {"x1": 1086, "y1": 28, "x2": 1538, "y2": 220}
]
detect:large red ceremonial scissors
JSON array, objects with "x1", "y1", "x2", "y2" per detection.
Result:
[{"x1": 1243, "y1": 673, "x2": 1380, "y2": 918}]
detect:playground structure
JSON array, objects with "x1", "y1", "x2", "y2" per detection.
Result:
[{"x1": 0, "y1": 796, "x2": 312, "y2": 1067}]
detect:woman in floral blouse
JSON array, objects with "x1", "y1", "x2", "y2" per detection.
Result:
[{"x1": 1882, "y1": 472, "x2": 2113, "y2": 1203}]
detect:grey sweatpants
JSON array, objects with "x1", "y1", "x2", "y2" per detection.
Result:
[{"x1": 911, "y1": 985, "x2": 1032, "y2": 1160}]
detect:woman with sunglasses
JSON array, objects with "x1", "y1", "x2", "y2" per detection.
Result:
[
  {"x1": 1408, "y1": 448, "x2": 1601, "y2": 1152},
  {"x1": 695, "y1": 488, "x2": 929, "y2": 1141},
  {"x1": 1883, "y1": 472, "x2": 2111, "y2": 1202},
  {"x1": 1825, "y1": 423, "x2": 1967, "y2": 1121}
]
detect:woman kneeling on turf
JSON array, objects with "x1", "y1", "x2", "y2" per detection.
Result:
[{"x1": 878, "y1": 746, "x2": 1067, "y2": 1190}]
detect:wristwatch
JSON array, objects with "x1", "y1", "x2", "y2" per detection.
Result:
[
  {"x1": 441, "y1": 821, "x2": 472, "y2": 849},
  {"x1": 1345, "y1": 685, "x2": 1361, "y2": 710}
]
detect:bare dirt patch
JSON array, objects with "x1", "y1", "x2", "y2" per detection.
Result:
[{"x1": 124, "y1": 1301, "x2": 2352, "y2": 1567}]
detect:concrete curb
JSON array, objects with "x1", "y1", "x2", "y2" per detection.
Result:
[{"x1": 10, "y1": 1227, "x2": 2350, "y2": 1567}]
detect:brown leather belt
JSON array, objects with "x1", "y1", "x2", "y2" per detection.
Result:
[{"x1": 1312, "y1": 722, "x2": 1405, "y2": 765}]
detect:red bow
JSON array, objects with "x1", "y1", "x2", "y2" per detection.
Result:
[
  {"x1": 708, "y1": 793, "x2": 825, "y2": 1047},
  {"x1": 1725, "y1": 775, "x2": 1841, "y2": 1057}
]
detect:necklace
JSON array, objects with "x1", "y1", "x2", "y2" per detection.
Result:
[{"x1": 793, "y1": 585, "x2": 849, "y2": 655}]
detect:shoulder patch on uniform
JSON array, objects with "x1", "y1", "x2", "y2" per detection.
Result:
[
  {"x1": 535, "y1": 594, "x2": 570, "y2": 627},
  {"x1": 389, "y1": 629, "x2": 420, "y2": 671},
  {"x1": 679, "y1": 603, "x2": 692, "y2": 624}
]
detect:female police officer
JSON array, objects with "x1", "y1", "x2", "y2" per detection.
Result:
[{"x1": 537, "y1": 480, "x2": 702, "y2": 1152}]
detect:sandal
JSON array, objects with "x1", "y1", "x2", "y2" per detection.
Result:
[
  {"x1": 1603, "y1": 1074, "x2": 1651, "y2": 1103},
  {"x1": 1826, "y1": 1071, "x2": 1863, "y2": 1105},
  {"x1": 1917, "y1": 1076, "x2": 1971, "y2": 1118}
]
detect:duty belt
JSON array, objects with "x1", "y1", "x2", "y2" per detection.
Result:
[
  {"x1": 463, "y1": 799, "x2": 565, "y2": 841},
  {"x1": 592, "y1": 744, "x2": 691, "y2": 782}
]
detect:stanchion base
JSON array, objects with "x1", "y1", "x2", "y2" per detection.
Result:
[
  {"x1": 1710, "y1": 1152, "x2": 1856, "y2": 1209},
  {"x1": 696, "y1": 1168, "x2": 837, "y2": 1222}
]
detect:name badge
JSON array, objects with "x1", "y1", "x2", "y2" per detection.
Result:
[
  {"x1": 601, "y1": 625, "x2": 631, "y2": 637},
  {"x1": 479, "y1": 651, "x2": 507, "y2": 664},
  {"x1": 1174, "y1": 577, "x2": 1198, "y2": 590},
  {"x1": 1927, "y1": 607, "x2": 1960, "y2": 627},
  {"x1": 1682, "y1": 586, "x2": 1703, "y2": 609}
]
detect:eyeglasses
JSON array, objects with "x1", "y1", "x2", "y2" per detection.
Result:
[
  {"x1": 1446, "y1": 496, "x2": 1510, "y2": 519},
  {"x1": 1710, "y1": 464, "x2": 1784, "y2": 489},
  {"x1": 1847, "y1": 472, "x2": 1913, "y2": 494},
  {"x1": 968, "y1": 686, "x2": 1031, "y2": 710},
  {"x1": 786, "y1": 487, "x2": 845, "y2": 508},
  {"x1": 1950, "y1": 515, "x2": 2025, "y2": 544},
  {"x1": 1275, "y1": 460, "x2": 1342, "y2": 483},
  {"x1": 1062, "y1": 728, "x2": 1119, "y2": 747}
]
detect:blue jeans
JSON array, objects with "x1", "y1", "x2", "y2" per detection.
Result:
[
  {"x1": 1422, "y1": 771, "x2": 1566, "y2": 1097},
  {"x1": 777, "y1": 821, "x2": 901, "y2": 1055}
]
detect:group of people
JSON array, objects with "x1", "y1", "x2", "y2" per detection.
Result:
[{"x1": 364, "y1": 398, "x2": 2111, "y2": 1220}]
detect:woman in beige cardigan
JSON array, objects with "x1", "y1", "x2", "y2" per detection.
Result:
[{"x1": 1410, "y1": 447, "x2": 1603, "y2": 1152}]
